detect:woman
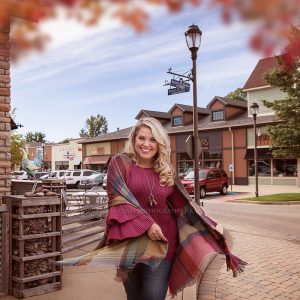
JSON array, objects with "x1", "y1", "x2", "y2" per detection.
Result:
[
  {"x1": 106, "y1": 117, "x2": 187, "y2": 300},
  {"x1": 60, "y1": 117, "x2": 245, "y2": 299},
  {"x1": 104, "y1": 117, "x2": 245, "y2": 299}
]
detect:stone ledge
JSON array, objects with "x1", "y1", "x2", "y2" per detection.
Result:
[
  {"x1": 228, "y1": 200, "x2": 300, "y2": 205},
  {"x1": 197, "y1": 254, "x2": 226, "y2": 300}
]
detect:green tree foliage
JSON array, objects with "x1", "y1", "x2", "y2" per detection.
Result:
[
  {"x1": 25, "y1": 131, "x2": 46, "y2": 143},
  {"x1": 79, "y1": 114, "x2": 108, "y2": 138},
  {"x1": 262, "y1": 56, "x2": 300, "y2": 158},
  {"x1": 11, "y1": 132, "x2": 25, "y2": 169},
  {"x1": 225, "y1": 88, "x2": 247, "y2": 101},
  {"x1": 59, "y1": 138, "x2": 71, "y2": 144}
]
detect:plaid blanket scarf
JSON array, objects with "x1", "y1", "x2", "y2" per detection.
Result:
[{"x1": 59, "y1": 153, "x2": 246, "y2": 296}]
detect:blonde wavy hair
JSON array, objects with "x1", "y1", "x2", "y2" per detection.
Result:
[{"x1": 125, "y1": 117, "x2": 175, "y2": 186}]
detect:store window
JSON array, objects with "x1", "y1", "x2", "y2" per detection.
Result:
[
  {"x1": 248, "y1": 159, "x2": 271, "y2": 176},
  {"x1": 172, "y1": 116, "x2": 183, "y2": 126},
  {"x1": 212, "y1": 110, "x2": 224, "y2": 121},
  {"x1": 273, "y1": 159, "x2": 297, "y2": 177}
]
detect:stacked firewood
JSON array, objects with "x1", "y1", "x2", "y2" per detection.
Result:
[
  {"x1": 12, "y1": 258, "x2": 53, "y2": 287},
  {"x1": 13, "y1": 206, "x2": 51, "y2": 215},
  {"x1": 12, "y1": 218, "x2": 52, "y2": 235},
  {"x1": 13, "y1": 238, "x2": 52, "y2": 257},
  {"x1": 24, "y1": 187, "x2": 58, "y2": 197}
]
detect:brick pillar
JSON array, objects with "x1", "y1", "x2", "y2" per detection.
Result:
[{"x1": 0, "y1": 25, "x2": 11, "y2": 198}]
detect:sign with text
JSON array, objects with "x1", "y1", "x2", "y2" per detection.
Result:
[{"x1": 168, "y1": 78, "x2": 190, "y2": 95}]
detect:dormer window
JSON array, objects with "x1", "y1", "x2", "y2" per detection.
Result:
[
  {"x1": 212, "y1": 110, "x2": 224, "y2": 121},
  {"x1": 172, "y1": 116, "x2": 183, "y2": 126}
]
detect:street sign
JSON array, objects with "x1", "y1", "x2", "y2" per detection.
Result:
[
  {"x1": 168, "y1": 78, "x2": 190, "y2": 95},
  {"x1": 229, "y1": 164, "x2": 234, "y2": 172},
  {"x1": 185, "y1": 135, "x2": 202, "y2": 159}
]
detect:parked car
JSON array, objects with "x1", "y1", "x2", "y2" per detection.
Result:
[
  {"x1": 40, "y1": 170, "x2": 68, "y2": 180},
  {"x1": 34, "y1": 171, "x2": 50, "y2": 180},
  {"x1": 62, "y1": 169, "x2": 99, "y2": 189},
  {"x1": 11, "y1": 171, "x2": 28, "y2": 180},
  {"x1": 181, "y1": 168, "x2": 229, "y2": 198},
  {"x1": 102, "y1": 174, "x2": 107, "y2": 190},
  {"x1": 79, "y1": 173, "x2": 105, "y2": 189}
]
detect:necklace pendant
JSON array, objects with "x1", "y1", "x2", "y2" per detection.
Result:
[{"x1": 148, "y1": 193, "x2": 157, "y2": 207}]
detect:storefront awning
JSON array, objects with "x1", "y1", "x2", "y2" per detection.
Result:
[
  {"x1": 83, "y1": 156, "x2": 110, "y2": 165},
  {"x1": 244, "y1": 148, "x2": 273, "y2": 159}
]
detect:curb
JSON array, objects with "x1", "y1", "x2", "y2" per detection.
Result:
[
  {"x1": 197, "y1": 254, "x2": 225, "y2": 300},
  {"x1": 227, "y1": 200, "x2": 300, "y2": 205}
]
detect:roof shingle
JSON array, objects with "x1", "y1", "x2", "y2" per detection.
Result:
[{"x1": 243, "y1": 56, "x2": 281, "y2": 90}]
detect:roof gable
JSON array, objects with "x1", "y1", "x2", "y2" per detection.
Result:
[
  {"x1": 243, "y1": 56, "x2": 281, "y2": 90},
  {"x1": 207, "y1": 96, "x2": 247, "y2": 109},
  {"x1": 168, "y1": 103, "x2": 210, "y2": 115},
  {"x1": 135, "y1": 110, "x2": 171, "y2": 120},
  {"x1": 80, "y1": 127, "x2": 133, "y2": 144}
]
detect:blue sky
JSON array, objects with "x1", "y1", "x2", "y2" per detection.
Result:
[{"x1": 11, "y1": 3, "x2": 261, "y2": 143}]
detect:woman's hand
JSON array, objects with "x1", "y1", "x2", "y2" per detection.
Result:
[{"x1": 147, "y1": 223, "x2": 167, "y2": 242}]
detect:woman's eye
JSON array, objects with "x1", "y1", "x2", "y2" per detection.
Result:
[
  {"x1": 150, "y1": 138, "x2": 157, "y2": 143},
  {"x1": 138, "y1": 136, "x2": 145, "y2": 141}
]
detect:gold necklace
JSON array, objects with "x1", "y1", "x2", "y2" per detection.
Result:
[{"x1": 142, "y1": 169, "x2": 157, "y2": 207}]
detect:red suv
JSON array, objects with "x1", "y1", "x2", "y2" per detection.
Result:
[{"x1": 180, "y1": 168, "x2": 229, "y2": 198}]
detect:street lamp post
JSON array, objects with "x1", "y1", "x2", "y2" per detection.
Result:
[
  {"x1": 185, "y1": 24, "x2": 202, "y2": 206},
  {"x1": 250, "y1": 102, "x2": 259, "y2": 197}
]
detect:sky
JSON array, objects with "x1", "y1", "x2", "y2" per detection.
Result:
[{"x1": 11, "y1": 3, "x2": 262, "y2": 143}]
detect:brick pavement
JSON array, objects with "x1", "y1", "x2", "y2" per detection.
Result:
[
  {"x1": 198, "y1": 230, "x2": 300, "y2": 300},
  {"x1": 216, "y1": 231, "x2": 300, "y2": 300}
]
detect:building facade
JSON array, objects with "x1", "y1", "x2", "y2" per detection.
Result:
[
  {"x1": 79, "y1": 57, "x2": 299, "y2": 187},
  {"x1": 51, "y1": 139, "x2": 83, "y2": 170}
]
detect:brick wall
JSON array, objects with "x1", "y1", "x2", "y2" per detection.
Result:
[{"x1": 0, "y1": 26, "x2": 11, "y2": 198}]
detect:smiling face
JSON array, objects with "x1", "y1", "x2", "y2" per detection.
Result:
[{"x1": 134, "y1": 125, "x2": 158, "y2": 167}]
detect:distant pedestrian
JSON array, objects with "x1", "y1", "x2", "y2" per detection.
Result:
[{"x1": 59, "y1": 117, "x2": 246, "y2": 299}]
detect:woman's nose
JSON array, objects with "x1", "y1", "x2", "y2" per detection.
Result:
[{"x1": 143, "y1": 139, "x2": 150, "y2": 146}]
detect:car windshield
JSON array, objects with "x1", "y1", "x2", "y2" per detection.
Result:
[
  {"x1": 184, "y1": 170, "x2": 207, "y2": 180},
  {"x1": 89, "y1": 174, "x2": 102, "y2": 180},
  {"x1": 13, "y1": 172, "x2": 24, "y2": 175}
]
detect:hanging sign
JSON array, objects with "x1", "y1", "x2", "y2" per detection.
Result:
[{"x1": 168, "y1": 78, "x2": 190, "y2": 95}]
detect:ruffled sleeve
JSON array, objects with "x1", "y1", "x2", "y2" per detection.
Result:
[{"x1": 106, "y1": 203, "x2": 155, "y2": 244}]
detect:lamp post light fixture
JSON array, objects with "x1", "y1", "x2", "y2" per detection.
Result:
[
  {"x1": 185, "y1": 24, "x2": 202, "y2": 206},
  {"x1": 250, "y1": 102, "x2": 259, "y2": 197}
]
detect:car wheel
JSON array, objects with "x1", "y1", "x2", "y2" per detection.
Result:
[
  {"x1": 200, "y1": 187, "x2": 206, "y2": 199},
  {"x1": 75, "y1": 181, "x2": 80, "y2": 189},
  {"x1": 220, "y1": 185, "x2": 228, "y2": 195}
]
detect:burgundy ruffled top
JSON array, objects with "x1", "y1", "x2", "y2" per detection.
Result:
[{"x1": 106, "y1": 164, "x2": 186, "y2": 259}]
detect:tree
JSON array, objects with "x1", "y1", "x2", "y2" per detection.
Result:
[
  {"x1": 225, "y1": 88, "x2": 247, "y2": 101},
  {"x1": 58, "y1": 138, "x2": 71, "y2": 144},
  {"x1": 79, "y1": 114, "x2": 108, "y2": 138},
  {"x1": 25, "y1": 131, "x2": 46, "y2": 143},
  {"x1": 11, "y1": 132, "x2": 25, "y2": 170},
  {"x1": 1, "y1": 0, "x2": 299, "y2": 66},
  {"x1": 262, "y1": 55, "x2": 300, "y2": 158}
]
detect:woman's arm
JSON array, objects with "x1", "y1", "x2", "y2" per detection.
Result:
[{"x1": 167, "y1": 186, "x2": 188, "y2": 217}]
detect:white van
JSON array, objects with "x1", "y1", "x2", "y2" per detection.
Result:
[
  {"x1": 11, "y1": 171, "x2": 28, "y2": 180},
  {"x1": 62, "y1": 170, "x2": 98, "y2": 188}
]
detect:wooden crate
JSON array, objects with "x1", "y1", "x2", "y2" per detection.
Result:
[
  {"x1": 5, "y1": 195, "x2": 62, "y2": 299},
  {"x1": 0, "y1": 204, "x2": 10, "y2": 298},
  {"x1": 42, "y1": 179, "x2": 66, "y2": 196},
  {"x1": 11, "y1": 181, "x2": 43, "y2": 196}
]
